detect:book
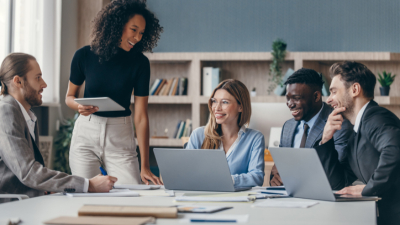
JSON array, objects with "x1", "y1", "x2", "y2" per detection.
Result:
[
  {"x1": 149, "y1": 79, "x2": 161, "y2": 95},
  {"x1": 174, "y1": 77, "x2": 180, "y2": 96},
  {"x1": 175, "y1": 121, "x2": 185, "y2": 139},
  {"x1": 44, "y1": 216, "x2": 155, "y2": 225},
  {"x1": 169, "y1": 78, "x2": 178, "y2": 96},
  {"x1": 162, "y1": 78, "x2": 174, "y2": 96},
  {"x1": 154, "y1": 79, "x2": 166, "y2": 95},
  {"x1": 78, "y1": 205, "x2": 178, "y2": 218},
  {"x1": 158, "y1": 82, "x2": 167, "y2": 96},
  {"x1": 181, "y1": 78, "x2": 188, "y2": 95},
  {"x1": 178, "y1": 121, "x2": 186, "y2": 138},
  {"x1": 173, "y1": 120, "x2": 181, "y2": 138},
  {"x1": 179, "y1": 78, "x2": 184, "y2": 95}
]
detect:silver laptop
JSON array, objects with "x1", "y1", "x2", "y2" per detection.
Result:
[
  {"x1": 269, "y1": 147, "x2": 379, "y2": 202},
  {"x1": 154, "y1": 148, "x2": 250, "y2": 192}
]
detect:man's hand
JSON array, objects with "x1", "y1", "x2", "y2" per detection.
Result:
[
  {"x1": 141, "y1": 167, "x2": 163, "y2": 185},
  {"x1": 321, "y1": 107, "x2": 346, "y2": 145},
  {"x1": 270, "y1": 165, "x2": 283, "y2": 186},
  {"x1": 88, "y1": 174, "x2": 117, "y2": 192},
  {"x1": 78, "y1": 104, "x2": 98, "y2": 116},
  {"x1": 335, "y1": 185, "x2": 366, "y2": 196}
]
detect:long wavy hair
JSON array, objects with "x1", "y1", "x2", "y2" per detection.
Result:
[
  {"x1": 90, "y1": 0, "x2": 163, "y2": 62},
  {"x1": 201, "y1": 79, "x2": 252, "y2": 149}
]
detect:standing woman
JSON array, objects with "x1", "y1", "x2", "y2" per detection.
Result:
[
  {"x1": 66, "y1": 0, "x2": 162, "y2": 185},
  {"x1": 186, "y1": 79, "x2": 265, "y2": 187}
]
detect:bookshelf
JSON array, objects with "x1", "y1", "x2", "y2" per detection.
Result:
[{"x1": 130, "y1": 52, "x2": 400, "y2": 147}]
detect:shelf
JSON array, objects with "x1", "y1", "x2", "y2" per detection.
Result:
[
  {"x1": 145, "y1": 52, "x2": 400, "y2": 62},
  {"x1": 200, "y1": 96, "x2": 400, "y2": 105},
  {"x1": 131, "y1": 96, "x2": 192, "y2": 104},
  {"x1": 135, "y1": 138, "x2": 183, "y2": 147}
]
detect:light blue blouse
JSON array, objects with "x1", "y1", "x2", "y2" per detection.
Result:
[{"x1": 186, "y1": 126, "x2": 265, "y2": 187}]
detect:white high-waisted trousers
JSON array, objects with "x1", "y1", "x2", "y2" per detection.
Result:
[{"x1": 69, "y1": 114, "x2": 141, "y2": 184}]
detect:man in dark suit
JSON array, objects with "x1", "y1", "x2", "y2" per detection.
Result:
[
  {"x1": 0, "y1": 53, "x2": 117, "y2": 203},
  {"x1": 316, "y1": 61, "x2": 400, "y2": 224},
  {"x1": 270, "y1": 68, "x2": 353, "y2": 186}
]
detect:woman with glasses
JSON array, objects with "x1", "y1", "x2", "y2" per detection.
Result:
[{"x1": 186, "y1": 79, "x2": 265, "y2": 187}]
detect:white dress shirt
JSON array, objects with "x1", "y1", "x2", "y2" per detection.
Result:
[
  {"x1": 16, "y1": 99, "x2": 89, "y2": 192},
  {"x1": 353, "y1": 101, "x2": 370, "y2": 133}
]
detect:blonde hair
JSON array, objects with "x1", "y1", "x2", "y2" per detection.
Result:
[{"x1": 201, "y1": 79, "x2": 251, "y2": 149}]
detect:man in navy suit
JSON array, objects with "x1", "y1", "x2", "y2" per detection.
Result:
[{"x1": 270, "y1": 68, "x2": 353, "y2": 186}]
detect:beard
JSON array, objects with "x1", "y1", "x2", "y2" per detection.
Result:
[
  {"x1": 341, "y1": 93, "x2": 354, "y2": 120},
  {"x1": 24, "y1": 81, "x2": 42, "y2": 107}
]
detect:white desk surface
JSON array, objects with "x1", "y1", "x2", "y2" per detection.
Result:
[{"x1": 0, "y1": 190, "x2": 376, "y2": 225}]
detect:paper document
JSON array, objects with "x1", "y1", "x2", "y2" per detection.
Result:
[
  {"x1": 114, "y1": 184, "x2": 161, "y2": 190},
  {"x1": 253, "y1": 199, "x2": 319, "y2": 208},
  {"x1": 177, "y1": 205, "x2": 232, "y2": 213},
  {"x1": 66, "y1": 189, "x2": 139, "y2": 197},
  {"x1": 179, "y1": 214, "x2": 249, "y2": 223},
  {"x1": 135, "y1": 190, "x2": 174, "y2": 197}
]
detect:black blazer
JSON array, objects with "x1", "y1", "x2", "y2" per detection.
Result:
[{"x1": 315, "y1": 100, "x2": 400, "y2": 225}]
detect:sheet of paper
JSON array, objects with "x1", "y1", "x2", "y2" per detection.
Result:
[
  {"x1": 113, "y1": 184, "x2": 161, "y2": 190},
  {"x1": 135, "y1": 190, "x2": 174, "y2": 197},
  {"x1": 43, "y1": 216, "x2": 155, "y2": 225},
  {"x1": 179, "y1": 214, "x2": 249, "y2": 223},
  {"x1": 255, "y1": 190, "x2": 288, "y2": 195},
  {"x1": 253, "y1": 199, "x2": 319, "y2": 208},
  {"x1": 66, "y1": 190, "x2": 139, "y2": 197}
]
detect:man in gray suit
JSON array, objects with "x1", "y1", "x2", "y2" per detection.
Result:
[
  {"x1": 270, "y1": 68, "x2": 353, "y2": 186},
  {"x1": 0, "y1": 53, "x2": 117, "y2": 203}
]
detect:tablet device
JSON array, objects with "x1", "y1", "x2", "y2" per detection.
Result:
[{"x1": 74, "y1": 97, "x2": 125, "y2": 112}]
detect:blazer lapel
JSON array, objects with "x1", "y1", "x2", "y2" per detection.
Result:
[
  {"x1": 306, "y1": 103, "x2": 330, "y2": 148},
  {"x1": 282, "y1": 119, "x2": 298, "y2": 147}
]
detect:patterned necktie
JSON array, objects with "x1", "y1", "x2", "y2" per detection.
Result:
[{"x1": 300, "y1": 123, "x2": 309, "y2": 148}]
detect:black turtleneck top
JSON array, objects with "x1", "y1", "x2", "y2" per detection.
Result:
[{"x1": 70, "y1": 45, "x2": 150, "y2": 117}]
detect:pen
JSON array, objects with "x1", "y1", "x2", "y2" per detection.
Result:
[
  {"x1": 99, "y1": 166, "x2": 108, "y2": 176},
  {"x1": 190, "y1": 219, "x2": 236, "y2": 223}
]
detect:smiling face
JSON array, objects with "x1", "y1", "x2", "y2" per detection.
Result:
[
  {"x1": 327, "y1": 75, "x2": 354, "y2": 119},
  {"x1": 23, "y1": 60, "x2": 47, "y2": 107},
  {"x1": 286, "y1": 83, "x2": 321, "y2": 121},
  {"x1": 120, "y1": 14, "x2": 146, "y2": 51},
  {"x1": 211, "y1": 89, "x2": 243, "y2": 126}
]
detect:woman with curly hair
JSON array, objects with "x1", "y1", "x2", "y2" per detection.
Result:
[
  {"x1": 65, "y1": 0, "x2": 162, "y2": 185},
  {"x1": 186, "y1": 79, "x2": 265, "y2": 187}
]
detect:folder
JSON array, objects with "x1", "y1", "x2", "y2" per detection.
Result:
[{"x1": 78, "y1": 205, "x2": 178, "y2": 218}]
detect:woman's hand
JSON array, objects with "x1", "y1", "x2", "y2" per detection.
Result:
[
  {"x1": 78, "y1": 104, "x2": 99, "y2": 116},
  {"x1": 140, "y1": 167, "x2": 163, "y2": 185}
]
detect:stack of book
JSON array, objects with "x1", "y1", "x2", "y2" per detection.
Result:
[
  {"x1": 149, "y1": 78, "x2": 188, "y2": 96},
  {"x1": 173, "y1": 119, "x2": 192, "y2": 139}
]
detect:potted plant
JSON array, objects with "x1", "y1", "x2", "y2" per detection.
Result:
[
  {"x1": 378, "y1": 71, "x2": 396, "y2": 96},
  {"x1": 268, "y1": 39, "x2": 287, "y2": 94}
]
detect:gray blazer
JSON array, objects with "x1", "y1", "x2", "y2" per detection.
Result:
[
  {"x1": 279, "y1": 102, "x2": 353, "y2": 162},
  {"x1": 0, "y1": 95, "x2": 85, "y2": 203}
]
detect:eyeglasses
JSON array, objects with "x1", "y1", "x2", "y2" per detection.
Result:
[{"x1": 210, "y1": 98, "x2": 231, "y2": 110}]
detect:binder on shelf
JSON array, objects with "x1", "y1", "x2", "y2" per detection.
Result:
[
  {"x1": 274, "y1": 68, "x2": 294, "y2": 96},
  {"x1": 202, "y1": 67, "x2": 220, "y2": 96}
]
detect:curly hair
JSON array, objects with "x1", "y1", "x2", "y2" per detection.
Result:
[{"x1": 90, "y1": 0, "x2": 163, "y2": 62}]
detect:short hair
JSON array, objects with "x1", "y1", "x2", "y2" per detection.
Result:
[
  {"x1": 0, "y1": 53, "x2": 36, "y2": 96},
  {"x1": 284, "y1": 68, "x2": 324, "y2": 91},
  {"x1": 329, "y1": 61, "x2": 376, "y2": 99}
]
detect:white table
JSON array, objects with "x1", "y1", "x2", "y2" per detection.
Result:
[{"x1": 0, "y1": 190, "x2": 376, "y2": 225}]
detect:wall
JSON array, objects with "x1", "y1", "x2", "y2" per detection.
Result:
[{"x1": 146, "y1": 0, "x2": 400, "y2": 52}]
